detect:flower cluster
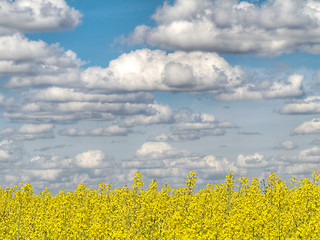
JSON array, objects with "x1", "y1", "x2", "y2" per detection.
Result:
[{"x1": 0, "y1": 171, "x2": 320, "y2": 239}]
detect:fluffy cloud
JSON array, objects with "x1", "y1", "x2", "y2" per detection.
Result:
[
  {"x1": 135, "y1": 142, "x2": 188, "y2": 160},
  {"x1": 0, "y1": 34, "x2": 82, "y2": 88},
  {"x1": 81, "y1": 49, "x2": 303, "y2": 101},
  {"x1": 17, "y1": 150, "x2": 113, "y2": 192},
  {"x1": 216, "y1": 74, "x2": 304, "y2": 101},
  {"x1": 1, "y1": 124, "x2": 54, "y2": 140},
  {"x1": 278, "y1": 146, "x2": 320, "y2": 177},
  {"x1": 25, "y1": 87, "x2": 154, "y2": 103},
  {"x1": 127, "y1": 0, "x2": 320, "y2": 55},
  {"x1": 281, "y1": 96, "x2": 320, "y2": 114},
  {"x1": 22, "y1": 169, "x2": 63, "y2": 182},
  {"x1": 236, "y1": 153, "x2": 267, "y2": 168},
  {"x1": 5, "y1": 143, "x2": 239, "y2": 193},
  {"x1": 1, "y1": 88, "x2": 161, "y2": 123},
  {"x1": 275, "y1": 140, "x2": 298, "y2": 150},
  {"x1": 278, "y1": 163, "x2": 319, "y2": 176},
  {"x1": 119, "y1": 103, "x2": 174, "y2": 127},
  {"x1": 150, "y1": 109, "x2": 237, "y2": 141},
  {"x1": 0, "y1": 1, "x2": 83, "y2": 89},
  {"x1": 82, "y1": 49, "x2": 243, "y2": 93},
  {"x1": 60, "y1": 125, "x2": 132, "y2": 137},
  {"x1": 0, "y1": 0, "x2": 82, "y2": 34},
  {"x1": 75, "y1": 150, "x2": 106, "y2": 168},
  {"x1": 126, "y1": 141, "x2": 239, "y2": 187},
  {"x1": 299, "y1": 146, "x2": 320, "y2": 162},
  {"x1": 0, "y1": 140, "x2": 22, "y2": 180},
  {"x1": 291, "y1": 118, "x2": 320, "y2": 135}
]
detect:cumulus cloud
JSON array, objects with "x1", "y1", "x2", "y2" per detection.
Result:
[
  {"x1": 81, "y1": 49, "x2": 304, "y2": 101},
  {"x1": 22, "y1": 169, "x2": 63, "y2": 182},
  {"x1": 120, "y1": 103, "x2": 174, "y2": 127},
  {"x1": 0, "y1": 1, "x2": 83, "y2": 93},
  {"x1": 0, "y1": 34, "x2": 83, "y2": 88},
  {"x1": 5, "y1": 143, "x2": 239, "y2": 193},
  {"x1": 60, "y1": 125, "x2": 132, "y2": 137},
  {"x1": 75, "y1": 150, "x2": 106, "y2": 168},
  {"x1": 278, "y1": 163, "x2": 319, "y2": 177},
  {"x1": 0, "y1": 0, "x2": 315, "y2": 193},
  {"x1": 216, "y1": 74, "x2": 304, "y2": 101},
  {"x1": 0, "y1": 0, "x2": 82, "y2": 34},
  {"x1": 291, "y1": 118, "x2": 320, "y2": 135},
  {"x1": 25, "y1": 87, "x2": 154, "y2": 103},
  {"x1": 125, "y1": 141, "x2": 239, "y2": 188},
  {"x1": 17, "y1": 149, "x2": 114, "y2": 192},
  {"x1": 150, "y1": 109, "x2": 237, "y2": 142},
  {"x1": 0, "y1": 139, "x2": 22, "y2": 175},
  {"x1": 1, "y1": 89, "x2": 162, "y2": 124},
  {"x1": 0, "y1": 149, "x2": 10, "y2": 161},
  {"x1": 82, "y1": 49, "x2": 243, "y2": 93},
  {"x1": 236, "y1": 153, "x2": 267, "y2": 168},
  {"x1": 281, "y1": 96, "x2": 320, "y2": 115},
  {"x1": 274, "y1": 140, "x2": 298, "y2": 150},
  {"x1": 135, "y1": 142, "x2": 188, "y2": 160},
  {"x1": 1, "y1": 124, "x2": 54, "y2": 140},
  {"x1": 127, "y1": 0, "x2": 320, "y2": 55},
  {"x1": 0, "y1": 0, "x2": 83, "y2": 89},
  {"x1": 278, "y1": 146, "x2": 320, "y2": 177},
  {"x1": 299, "y1": 146, "x2": 320, "y2": 162}
]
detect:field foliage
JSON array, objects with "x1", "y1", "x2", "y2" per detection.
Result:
[{"x1": 0, "y1": 171, "x2": 320, "y2": 239}]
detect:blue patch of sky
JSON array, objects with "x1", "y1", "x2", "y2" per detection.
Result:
[
  {"x1": 239, "y1": 0, "x2": 267, "y2": 6},
  {"x1": 27, "y1": 0, "x2": 164, "y2": 67}
]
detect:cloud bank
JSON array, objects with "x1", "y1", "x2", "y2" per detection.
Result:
[{"x1": 127, "y1": 0, "x2": 320, "y2": 55}]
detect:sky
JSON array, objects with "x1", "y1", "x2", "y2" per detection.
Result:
[{"x1": 1, "y1": 0, "x2": 320, "y2": 194}]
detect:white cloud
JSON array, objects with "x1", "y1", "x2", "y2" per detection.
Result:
[
  {"x1": 18, "y1": 124, "x2": 53, "y2": 134},
  {"x1": 281, "y1": 96, "x2": 320, "y2": 114},
  {"x1": 22, "y1": 169, "x2": 63, "y2": 181},
  {"x1": 0, "y1": 124, "x2": 54, "y2": 140},
  {"x1": 315, "y1": 71, "x2": 320, "y2": 84},
  {"x1": 0, "y1": 34, "x2": 82, "y2": 88},
  {"x1": 127, "y1": 0, "x2": 320, "y2": 55},
  {"x1": 82, "y1": 49, "x2": 243, "y2": 93},
  {"x1": 279, "y1": 163, "x2": 319, "y2": 176},
  {"x1": 278, "y1": 146, "x2": 320, "y2": 176},
  {"x1": 75, "y1": 150, "x2": 106, "y2": 168},
  {"x1": 216, "y1": 74, "x2": 304, "y2": 101},
  {"x1": 276, "y1": 140, "x2": 298, "y2": 150},
  {"x1": 299, "y1": 146, "x2": 320, "y2": 162},
  {"x1": 236, "y1": 153, "x2": 267, "y2": 168},
  {"x1": 60, "y1": 125, "x2": 131, "y2": 137},
  {"x1": 120, "y1": 103, "x2": 174, "y2": 127},
  {"x1": 2, "y1": 95, "x2": 166, "y2": 124},
  {"x1": 28, "y1": 154, "x2": 73, "y2": 169},
  {"x1": 0, "y1": 87, "x2": 157, "y2": 125},
  {"x1": 0, "y1": 140, "x2": 22, "y2": 169},
  {"x1": 81, "y1": 49, "x2": 304, "y2": 101},
  {"x1": 135, "y1": 142, "x2": 187, "y2": 160},
  {"x1": 0, "y1": 150, "x2": 10, "y2": 161},
  {"x1": 291, "y1": 118, "x2": 320, "y2": 135},
  {"x1": 127, "y1": 141, "x2": 239, "y2": 188},
  {"x1": 25, "y1": 87, "x2": 154, "y2": 103},
  {"x1": 149, "y1": 109, "x2": 237, "y2": 142},
  {"x1": 0, "y1": 0, "x2": 82, "y2": 34}
]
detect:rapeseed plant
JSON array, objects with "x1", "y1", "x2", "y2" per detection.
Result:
[{"x1": 0, "y1": 171, "x2": 319, "y2": 239}]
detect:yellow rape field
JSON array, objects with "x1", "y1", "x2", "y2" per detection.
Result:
[{"x1": 0, "y1": 171, "x2": 320, "y2": 239}]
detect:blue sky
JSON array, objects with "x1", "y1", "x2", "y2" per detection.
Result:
[{"x1": 1, "y1": 0, "x2": 320, "y2": 193}]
